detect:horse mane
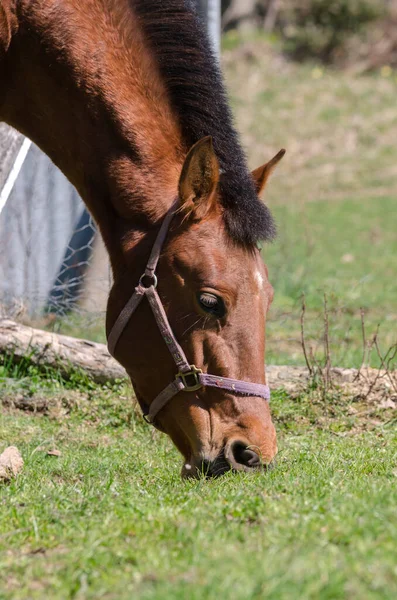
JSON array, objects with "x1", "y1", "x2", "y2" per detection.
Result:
[{"x1": 132, "y1": 0, "x2": 276, "y2": 245}]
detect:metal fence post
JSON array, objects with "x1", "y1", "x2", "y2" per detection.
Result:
[
  {"x1": 0, "y1": 125, "x2": 31, "y2": 217},
  {"x1": 196, "y1": 0, "x2": 221, "y2": 57}
]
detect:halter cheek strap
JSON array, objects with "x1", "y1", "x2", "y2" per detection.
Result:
[{"x1": 107, "y1": 200, "x2": 270, "y2": 426}]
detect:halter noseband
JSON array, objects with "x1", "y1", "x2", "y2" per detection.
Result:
[{"x1": 107, "y1": 200, "x2": 270, "y2": 426}]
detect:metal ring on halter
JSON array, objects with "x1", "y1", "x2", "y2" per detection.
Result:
[{"x1": 139, "y1": 272, "x2": 158, "y2": 289}]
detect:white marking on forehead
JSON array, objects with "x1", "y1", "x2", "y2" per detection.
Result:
[{"x1": 254, "y1": 269, "x2": 264, "y2": 291}]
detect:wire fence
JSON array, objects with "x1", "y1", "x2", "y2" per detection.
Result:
[
  {"x1": 0, "y1": 3, "x2": 220, "y2": 340},
  {"x1": 0, "y1": 140, "x2": 111, "y2": 340}
]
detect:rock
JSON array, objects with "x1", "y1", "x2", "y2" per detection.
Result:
[{"x1": 0, "y1": 446, "x2": 24, "y2": 481}]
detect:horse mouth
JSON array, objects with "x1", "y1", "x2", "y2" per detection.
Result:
[
  {"x1": 181, "y1": 446, "x2": 277, "y2": 479},
  {"x1": 181, "y1": 453, "x2": 231, "y2": 479}
]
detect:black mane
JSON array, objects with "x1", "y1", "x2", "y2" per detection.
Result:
[{"x1": 132, "y1": 0, "x2": 276, "y2": 245}]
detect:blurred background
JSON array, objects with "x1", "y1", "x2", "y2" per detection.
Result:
[{"x1": 0, "y1": 0, "x2": 396, "y2": 369}]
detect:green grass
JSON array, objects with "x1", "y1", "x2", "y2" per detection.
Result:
[
  {"x1": 0, "y1": 352, "x2": 101, "y2": 396},
  {"x1": 224, "y1": 44, "x2": 397, "y2": 368},
  {"x1": 265, "y1": 195, "x2": 397, "y2": 367},
  {"x1": 1, "y1": 376, "x2": 396, "y2": 599}
]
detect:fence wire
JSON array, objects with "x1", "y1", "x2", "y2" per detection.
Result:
[{"x1": 0, "y1": 139, "x2": 112, "y2": 340}]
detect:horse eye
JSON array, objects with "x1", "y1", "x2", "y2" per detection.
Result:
[{"x1": 197, "y1": 292, "x2": 226, "y2": 318}]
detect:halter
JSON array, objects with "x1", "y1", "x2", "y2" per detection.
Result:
[{"x1": 107, "y1": 200, "x2": 270, "y2": 426}]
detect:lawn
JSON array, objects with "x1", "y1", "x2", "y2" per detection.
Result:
[{"x1": 1, "y1": 374, "x2": 396, "y2": 599}]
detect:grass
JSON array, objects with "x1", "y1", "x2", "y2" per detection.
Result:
[
  {"x1": 223, "y1": 42, "x2": 397, "y2": 368},
  {"x1": 0, "y1": 353, "x2": 100, "y2": 395},
  {"x1": 1, "y1": 372, "x2": 397, "y2": 599},
  {"x1": 265, "y1": 195, "x2": 397, "y2": 367}
]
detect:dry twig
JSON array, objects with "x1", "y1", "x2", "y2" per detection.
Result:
[
  {"x1": 323, "y1": 293, "x2": 332, "y2": 392},
  {"x1": 355, "y1": 307, "x2": 367, "y2": 382},
  {"x1": 300, "y1": 293, "x2": 313, "y2": 376}
]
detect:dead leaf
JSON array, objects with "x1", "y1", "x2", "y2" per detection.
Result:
[
  {"x1": 47, "y1": 449, "x2": 61, "y2": 457},
  {"x1": 0, "y1": 446, "x2": 24, "y2": 481}
]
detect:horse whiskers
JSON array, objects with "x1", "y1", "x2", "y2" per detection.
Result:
[
  {"x1": 181, "y1": 316, "x2": 204, "y2": 337},
  {"x1": 179, "y1": 312, "x2": 196, "y2": 322},
  {"x1": 202, "y1": 316, "x2": 210, "y2": 330}
]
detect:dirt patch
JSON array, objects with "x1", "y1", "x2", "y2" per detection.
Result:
[
  {"x1": 267, "y1": 365, "x2": 397, "y2": 407},
  {"x1": 1, "y1": 389, "x2": 85, "y2": 417}
]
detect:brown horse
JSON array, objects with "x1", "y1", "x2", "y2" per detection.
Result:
[{"x1": 0, "y1": 0, "x2": 284, "y2": 477}]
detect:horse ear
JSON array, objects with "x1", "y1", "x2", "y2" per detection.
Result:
[
  {"x1": 251, "y1": 149, "x2": 286, "y2": 197},
  {"x1": 178, "y1": 136, "x2": 219, "y2": 219}
]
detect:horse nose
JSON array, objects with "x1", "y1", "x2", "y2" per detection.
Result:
[{"x1": 225, "y1": 440, "x2": 261, "y2": 471}]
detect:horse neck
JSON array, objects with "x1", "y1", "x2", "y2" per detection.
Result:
[{"x1": 0, "y1": 0, "x2": 184, "y2": 274}]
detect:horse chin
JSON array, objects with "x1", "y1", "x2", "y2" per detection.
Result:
[{"x1": 181, "y1": 452, "x2": 277, "y2": 479}]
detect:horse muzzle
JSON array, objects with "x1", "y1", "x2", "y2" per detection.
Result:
[{"x1": 181, "y1": 439, "x2": 271, "y2": 479}]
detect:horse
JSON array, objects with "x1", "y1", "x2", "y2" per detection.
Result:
[{"x1": 0, "y1": 0, "x2": 284, "y2": 477}]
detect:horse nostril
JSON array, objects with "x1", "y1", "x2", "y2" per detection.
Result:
[{"x1": 226, "y1": 441, "x2": 261, "y2": 471}]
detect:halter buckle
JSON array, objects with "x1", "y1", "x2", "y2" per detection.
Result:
[
  {"x1": 139, "y1": 272, "x2": 158, "y2": 289},
  {"x1": 177, "y1": 366, "x2": 203, "y2": 392}
]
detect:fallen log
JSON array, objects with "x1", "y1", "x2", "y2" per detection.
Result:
[
  {"x1": 0, "y1": 320, "x2": 396, "y2": 404},
  {"x1": 0, "y1": 319, "x2": 126, "y2": 384}
]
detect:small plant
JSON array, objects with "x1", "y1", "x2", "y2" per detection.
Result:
[{"x1": 300, "y1": 293, "x2": 397, "y2": 403}]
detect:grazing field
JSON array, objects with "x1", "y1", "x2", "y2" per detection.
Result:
[
  {"x1": 224, "y1": 42, "x2": 397, "y2": 368},
  {"x1": 2, "y1": 43, "x2": 397, "y2": 600},
  {"x1": 1, "y1": 370, "x2": 396, "y2": 600}
]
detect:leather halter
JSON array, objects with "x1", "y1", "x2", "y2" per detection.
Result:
[{"x1": 107, "y1": 200, "x2": 271, "y2": 426}]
